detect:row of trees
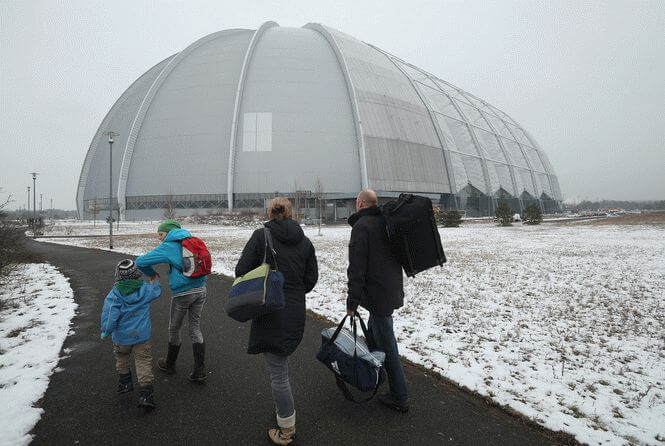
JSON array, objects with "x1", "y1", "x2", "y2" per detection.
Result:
[{"x1": 571, "y1": 199, "x2": 665, "y2": 211}]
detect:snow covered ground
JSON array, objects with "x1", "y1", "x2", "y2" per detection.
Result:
[
  {"x1": 0, "y1": 263, "x2": 77, "y2": 446},
  {"x1": 39, "y1": 220, "x2": 665, "y2": 445}
]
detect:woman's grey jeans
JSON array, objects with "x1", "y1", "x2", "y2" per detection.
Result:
[
  {"x1": 264, "y1": 353, "x2": 295, "y2": 418},
  {"x1": 168, "y1": 289, "x2": 206, "y2": 345}
]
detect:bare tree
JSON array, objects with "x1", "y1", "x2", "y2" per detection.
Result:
[
  {"x1": 90, "y1": 201, "x2": 100, "y2": 226},
  {"x1": 163, "y1": 193, "x2": 177, "y2": 219}
]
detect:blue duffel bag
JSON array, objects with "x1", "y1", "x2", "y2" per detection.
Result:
[
  {"x1": 225, "y1": 228, "x2": 285, "y2": 322},
  {"x1": 316, "y1": 313, "x2": 386, "y2": 402}
]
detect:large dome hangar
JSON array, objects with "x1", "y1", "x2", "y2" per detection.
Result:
[{"x1": 77, "y1": 21, "x2": 562, "y2": 220}]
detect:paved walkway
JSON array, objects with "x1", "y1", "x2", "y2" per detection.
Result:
[{"x1": 28, "y1": 240, "x2": 573, "y2": 445}]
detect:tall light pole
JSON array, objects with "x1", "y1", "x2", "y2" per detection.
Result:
[
  {"x1": 103, "y1": 131, "x2": 119, "y2": 249},
  {"x1": 27, "y1": 186, "x2": 30, "y2": 221},
  {"x1": 29, "y1": 173, "x2": 38, "y2": 236},
  {"x1": 40, "y1": 194, "x2": 43, "y2": 212}
]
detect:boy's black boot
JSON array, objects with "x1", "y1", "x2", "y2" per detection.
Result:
[
  {"x1": 189, "y1": 342, "x2": 207, "y2": 383},
  {"x1": 117, "y1": 372, "x2": 133, "y2": 394},
  {"x1": 137, "y1": 384, "x2": 155, "y2": 410},
  {"x1": 157, "y1": 343, "x2": 180, "y2": 374}
]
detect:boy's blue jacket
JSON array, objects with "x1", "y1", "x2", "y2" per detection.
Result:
[
  {"x1": 135, "y1": 228, "x2": 207, "y2": 294},
  {"x1": 101, "y1": 281, "x2": 161, "y2": 345}
]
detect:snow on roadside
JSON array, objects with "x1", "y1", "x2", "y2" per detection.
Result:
[
  {"x1": 0, "y1": 263, "x2": 77, "y2": 446},
  {"x1": 38, "y1": 221, "x2": 665, "y2": 445}
]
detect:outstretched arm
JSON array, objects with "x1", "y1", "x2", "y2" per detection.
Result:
[{"x1": 136, "y1": 243, "x2": 172, "y2": 277}]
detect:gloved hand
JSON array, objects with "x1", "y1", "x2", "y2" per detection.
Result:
[{"x1": 101, "y1": 333, "x2": 108, "y2": 340}]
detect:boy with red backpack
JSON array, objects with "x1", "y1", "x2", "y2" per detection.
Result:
[{"x1": 136, "y1": 219, "x2": 211, "y2": 382}]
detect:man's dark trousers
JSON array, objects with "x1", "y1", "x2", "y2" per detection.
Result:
[{"x1": 368, "y1": 314, "x2": 408, "y2": 402}]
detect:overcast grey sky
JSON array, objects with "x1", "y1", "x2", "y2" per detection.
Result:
[{"x1": 1, "y1": 0, "x2": 664, "y2": 210}]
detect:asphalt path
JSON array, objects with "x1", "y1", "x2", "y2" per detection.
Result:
[{"x1": 27, "y1": 240, "x2": 573, "y2": 445}]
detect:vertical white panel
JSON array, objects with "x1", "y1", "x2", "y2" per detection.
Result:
[{"x1": 256, "y1": 112, "x2": 272, "y2": 151}]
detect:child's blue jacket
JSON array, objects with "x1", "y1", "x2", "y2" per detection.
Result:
[
  {"x1": 135, "y1": 228, "x2": 207, "y2": 294},
  {"x1": 100, "y1": 281, "x2": 161, "y2": 345}
]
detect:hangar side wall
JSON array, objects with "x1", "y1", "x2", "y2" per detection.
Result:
[
  {"x1": 324, "y1": 27, "x2": 451, "y2": 195},
  {"x1": 125, "y1": 30, "x2": 254, "y2": 199},
  {"x1": 234, "y1": 26, "x2": 361, "y2": 195},
  {"x1": 79, "y1": 56, "x2": 175, "y2": 217}
]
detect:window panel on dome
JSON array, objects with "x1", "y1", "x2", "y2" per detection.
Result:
[
  {"x1": 501, "y1": 138, "x2": 528, "y2": 168},
  {"x1": 486, "y1": 162, "x2": 501, "y2": 195},
  {"x1": 535, "y1": 172, "x2": 552, "y2": 197},
  {"x1": 441, "y1": 116, "x2": 479, "y2": 156},
  {"x1": 487, "y1": 161, "x2": 515, "y2": 196},
  {"x1": 536, "y1": 150, "x2": 554, "y2": 174},
  {"x1": 522, "y1": 146, "x2": 545, "y2": 172},
  {"x1": 456, "y1": 101, "x2": 492, "y2": 131},
  {"x1": 450, "y1": 152, "x2": 469, "y2": 192},
  {"x1": 460, "y1": 154, "x2": 487, "y2": 193},
  {"x1": 433, "y1": 80, "x2": 471, "y2": 104},
  {"x1": 550, "y1": 175, "x2": 562, "y2": 199},
  {"x1": 488, "y1": 104, "x2": 517, "y2": 125},
  {"x1": 451, "y1": 152, "x2": 486, "y2": 193},
  {"x1": 516, "y1": 168, "x2": 537, "y2": 196},
  {"x1": 434, "y1": 113, "x2": 457, "y2": 151},
  {"x1": 485, "y1": 114, "x2": 514, "y2": 139},
  {"x1": 419, "y1": 85, "x2": 463, "y2": 120},
  {"x1": 460, "y1": 92, "x2": 487, "y2": 110},
  {"x1": 473, "y1": 127, "x2": 507, "y2": 163},
  {"x1": 396, "y1": 61, "x2": 441, "y2": 90},
  {"x1": 506, "y1": 123, "x2": 532, "y2": 146}
]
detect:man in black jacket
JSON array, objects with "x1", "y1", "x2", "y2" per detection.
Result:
[{"x1": 346, "y1": 189, "x2": 409, "y2": 412}]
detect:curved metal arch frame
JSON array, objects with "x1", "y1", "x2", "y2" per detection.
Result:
[
  {"x1": 76, "y1": 55, "x2": 175, "y2": 218},
  {"x1": 117, "y1": 30, "x2": 243, "y2": 219},
  {"x1": 370, "y1": 48, "x2": 457, "y2": 202},
  {"x1": 226, "y1": 21, "x2": 279, "y2": 210},
  {"x1": 303, "y1": 23, "x2": 369, "y2": 192},
  {"x1": 428, "y1": 79, "x2": 494, "y2": 198}
]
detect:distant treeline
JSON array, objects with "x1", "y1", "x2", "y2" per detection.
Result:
[{"x1": 569, "y1": 200, "x2": 665, "y2": 211}]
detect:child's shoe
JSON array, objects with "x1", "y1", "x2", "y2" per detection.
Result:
[
  {"x1": 117, "y1": 372, "x2": 133, "y2": 394},
  {"x1": 137, "y1": 385, "x2": 155, "y2": 410}
]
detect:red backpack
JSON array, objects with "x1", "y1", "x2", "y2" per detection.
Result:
[{"x1": 181, "y1": 237, "x2": 212, "y2": 278}]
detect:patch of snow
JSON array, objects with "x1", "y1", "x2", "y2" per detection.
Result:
[
  {"x1": 0, "y1": 263, "x2": 77, "y2": 446},
  {"x1": 38, "y1": 221, "x2": 665, "y2": 445}
]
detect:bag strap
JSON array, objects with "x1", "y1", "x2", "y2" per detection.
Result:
[
  {"x1": 334, "y1": 374, "x2": 380, "y2": 403},
  {"x1": 262, "y1": 227, "x2": 279, "y2": 271},
  {"x1": 326, "y1": 315, "x2": 349, "y2": 344},
  {"x1": 333, "y1": 312, "x2": 382, "y2": 403}
]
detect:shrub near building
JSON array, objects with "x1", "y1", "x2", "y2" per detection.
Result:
[
  {"x1": 524, "y1": 203, "x2": 543, "y2": 225},
  {"x1": 443, "y1": 209, "x2": 463, "y2": 227},
  {"x1": 496, "y1": 200, "x2": 514, "y2": 226}
]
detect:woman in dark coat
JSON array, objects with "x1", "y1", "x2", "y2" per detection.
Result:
[{"x1": 235, "y1": 197, "x2": 318, "y2": 445}]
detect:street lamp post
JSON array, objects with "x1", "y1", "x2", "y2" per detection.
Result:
[
  {"x1": 29, "y1": 173, "x2": 38, "y2": 236},
  {"x1": 27, "y1": 186, "x2": 30, "y2": 222},
  {"x1": 103, "y1": 131, "x2": 119, "y2": 249}
]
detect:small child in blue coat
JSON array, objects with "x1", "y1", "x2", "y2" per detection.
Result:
[{"x1": 101, "y1": 259, "x2": 161, "y2": 409}]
